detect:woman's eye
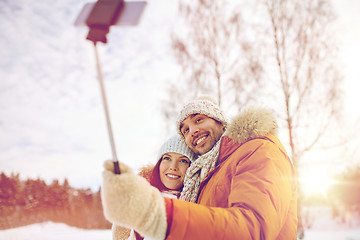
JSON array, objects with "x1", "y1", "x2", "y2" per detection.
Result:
[
  {"x1": 183, "y1": 128, "x2": 189, "y2": 134},
  {"x1": 195, "y1": 118, "x2": 202, "y2": 123},
  {"x1": 163, "y1": 156, "x2": 171, "y2": 161},
  {"x1": 180, "y1": 159, "x2": 189, "y2": 164}
]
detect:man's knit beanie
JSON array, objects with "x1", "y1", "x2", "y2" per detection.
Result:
[
  {"x1": 176, "y1": 96, "x2": 228, "y2": 138},
  {"x1": 158, "y1": 135, "x2": 195, "y2": 162}
]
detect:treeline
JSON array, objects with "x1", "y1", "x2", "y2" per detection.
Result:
[
  {"x1": 2, "y1": 165, "x2": 360, "y2": 230},
  {"x1": 0, "y1": 172, "x2": 111, "y2": 230},
  {"x1": 328, "y1": 165, "x2": 360, "y2": 223},
  {"x1": 301, "y1": 165, "x2": 360, "y2": 227}
]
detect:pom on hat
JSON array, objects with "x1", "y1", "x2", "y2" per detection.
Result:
[
  {"x1": 158, "y1": 135, "x2": 195, "y2": 162},
  {"x1": 198, "y1": 96, "x2": 218, "y2": 105},
  {"x1": 176, "y1": 96, "x2": 227, "y2": 137}
]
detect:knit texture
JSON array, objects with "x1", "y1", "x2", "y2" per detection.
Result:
[
  {"x1": 179, "y1": 135, "x2": 223, "y2": 203},
  {"x1": 158, "y1": 135, "x2": 195, "y2": 162}
]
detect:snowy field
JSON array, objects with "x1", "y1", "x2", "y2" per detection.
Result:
[
  {"x1": 1, "y1": 207, "x2": 360, "y2": 240},
  {"x1": 300, "y1": 206, "x2": 360, "y2": 240},
  {"x1": 0, "y1": 221, "x2": 359, "y2": 240},
  {"x1": 0, "y1": 222, "x2": 112, "y2": 240}
]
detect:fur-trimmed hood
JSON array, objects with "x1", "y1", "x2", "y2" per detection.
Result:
[
  {"x1": 138, "y1": 164, "x2": 154, "y2": 183},
  {"x1": 225, "y1": 107, "x2": 278, "y2": 144}
]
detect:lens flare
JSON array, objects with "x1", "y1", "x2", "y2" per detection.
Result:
[{"x1": 300, "y1": 169, "x2": 334, "y2": 197}]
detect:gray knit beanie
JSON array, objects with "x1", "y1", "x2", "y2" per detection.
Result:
[
  {"x1": 158, "y1": 135, "x2": 195, "y2": 162},
  {"x1": 176, "y1": 96, "x2": 228, "y2": 138}
]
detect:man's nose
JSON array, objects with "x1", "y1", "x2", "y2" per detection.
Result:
[{"x1": 189, "y1": 125, "x2": 199, "y2": 137}]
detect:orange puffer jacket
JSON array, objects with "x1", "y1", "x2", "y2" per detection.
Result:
[{"x1": 164, "y1": 108, "x2": 298, "y2": 240}]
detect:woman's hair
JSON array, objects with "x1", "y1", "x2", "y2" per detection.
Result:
[
  {"x1": 150, "y1": 158, "x2": 168, "y2": 191},
  {"x1": 138, "y1": 161, "x2": 168, "y2": 191}
]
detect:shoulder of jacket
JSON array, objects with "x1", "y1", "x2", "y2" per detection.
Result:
[{"x1": 224, "y1": 107, "x2": 278, "y2": 144}]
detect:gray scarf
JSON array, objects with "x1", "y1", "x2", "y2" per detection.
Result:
[{"x1": 179, "y1": 136, "x2": 223, "y2": 203}]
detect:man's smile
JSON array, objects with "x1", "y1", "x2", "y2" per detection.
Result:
[{"x1": 193, "y1": 133, "x2": 209, "y2": 146}]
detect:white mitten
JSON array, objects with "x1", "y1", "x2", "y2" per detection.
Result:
[
  {"x1": 101, "y1": 160, "x2": 167, "y2": 240},
  {"x1": 112, "y1": 224, "x2": 131, "y2": 240},
  {"x1": 103, "y1": 160, "x2": 134, "y2": 174}
]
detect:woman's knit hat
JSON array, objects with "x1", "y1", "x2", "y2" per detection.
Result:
[
  {"x1": 158, "y1": 135, "x2": 195, "y2": 162},
  {"x1": 176, "y1": 96, "x2": 228, "y2": 138}
]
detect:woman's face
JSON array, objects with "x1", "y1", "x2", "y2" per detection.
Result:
[{"x1": 159, "y1": 152, "x2": 190, "y2": 190}]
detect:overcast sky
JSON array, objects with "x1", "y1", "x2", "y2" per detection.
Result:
[{"x1": 0, "y1": 0, "x2": 359, "y2": 190}]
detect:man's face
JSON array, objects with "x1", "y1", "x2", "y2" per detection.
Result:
[{"x1": 180, "y1": 114, "x2": 225, "y2": 155}]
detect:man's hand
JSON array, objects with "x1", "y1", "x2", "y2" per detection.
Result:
[{"x1": 101, "y1": 161, "x2": 167, "y2": 240}]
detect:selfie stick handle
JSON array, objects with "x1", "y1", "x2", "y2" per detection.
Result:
[{"x1": 93, "y1": 42, "x2": 121, "y2": 174}]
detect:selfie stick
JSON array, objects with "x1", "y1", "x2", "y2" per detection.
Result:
[
  {"x1": 93, "y1": 43, "x2": 121, "y2": 174},
  {"x1": 74, "y1": 0, "x2": 147, "y2": 174}
]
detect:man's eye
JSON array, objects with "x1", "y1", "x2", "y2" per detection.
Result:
[{"x1": 183, "y1": 128, "x2": 189, "y2": 134}]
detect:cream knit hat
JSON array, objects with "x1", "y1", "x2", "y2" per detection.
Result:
[
  {"x1": 158, "y1": 135, "x2": 195, "y2": 162},
  {"x1": 176, "y1": 96, "x2": 228, "y2": 137}
]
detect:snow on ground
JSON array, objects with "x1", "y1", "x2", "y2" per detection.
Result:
[
  {"x1": 0, "y1": 221, "x2": 359, "y2": 240},
  {"x1": 304, "y1": 230, "x2": 360, "y2": 240},
  {"x1": 301, "y1": 206, "x2": 360, "y2": 240},
  {"x1": 0, "y1": 222, "x2": 111, "y2": 240},
  {"x1": 0, "y1": 206, "x2": 360, "y2": 240}
]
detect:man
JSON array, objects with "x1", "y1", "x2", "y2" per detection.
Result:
[{"x1": 101, "y1": 97, "x2": 298, "y2": 239}]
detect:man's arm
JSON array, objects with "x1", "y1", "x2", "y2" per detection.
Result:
[{"x1": 165, "y1": 138, "x2": 296, "y2": 239}]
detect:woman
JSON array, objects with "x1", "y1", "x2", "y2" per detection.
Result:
[{"x1": 113, "y1": 135, "x2": 194, "y2": 240}]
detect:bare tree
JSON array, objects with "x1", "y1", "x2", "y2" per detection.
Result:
[
  {"x1": 165, "y1": 0, "x2": 344, "y2": 237},
  {"x1": 261, "y1": 0, "x2": 343, "y2": 238},
  {"x1": 163, "y1": 0, "x2": 264, "y2": 123}
]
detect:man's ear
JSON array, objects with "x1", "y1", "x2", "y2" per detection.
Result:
[{"x1": 216, "y1": 121, "x2": 226, "y2": 132}]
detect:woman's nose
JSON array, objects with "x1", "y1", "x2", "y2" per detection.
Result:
[{"x1": 169, "y1": 162, "x2": 178, "y2": 171}]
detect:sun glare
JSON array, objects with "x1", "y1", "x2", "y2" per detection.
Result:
[{"x1": 300, "y1": 170, "x2": 334, "y2": 196}]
